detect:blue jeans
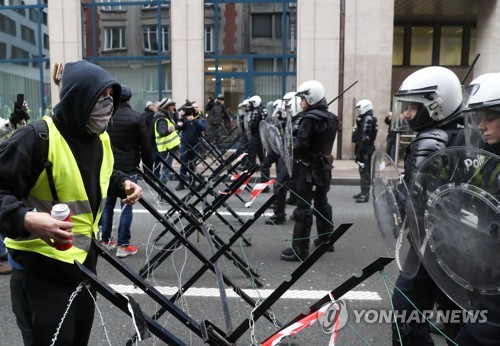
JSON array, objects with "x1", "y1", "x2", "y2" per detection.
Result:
[
  {"x1": 0, "y1": 235, "x2": 7, "y2": 257},
  {"x1": 179, "y1": 144, "x2": 198, "y2": 185},
  {"x1": 100, "y1": 173, "x2": 137, "y2": 246},
  {"x1": 160, "y1": 148, "x2": 177, "y2": 185}
]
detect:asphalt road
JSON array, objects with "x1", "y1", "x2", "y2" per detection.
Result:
[{"x1": 0, "y1": 180, "x2": 449, "y2": 346}]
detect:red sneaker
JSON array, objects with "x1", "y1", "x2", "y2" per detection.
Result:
[{"x1": 116, "y1": 244, "x2": 138, "y2": 258}]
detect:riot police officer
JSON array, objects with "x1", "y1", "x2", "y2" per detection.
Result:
[
  {"x1": 246, "y1": 95, "x2": 266, "y2": 171},
  {"x1": 280, "y1": 80, "x2": 338, "y2": 262},
  {"x1": 265, "y1": 95, "x2": 299, "y2": 225},
  {"x1": 390, "y1": 66, "x2": 465, "y2": 345},
  {"x1": 452, "y1": 72, "x2": 500, "y2": 345},
  {"x1": 353, "y1": 99, "x2": 377, "y2": 203}
]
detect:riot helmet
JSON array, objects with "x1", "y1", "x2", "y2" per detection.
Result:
[
  {"x1": 355, "y1": 99, "x2": 373, "y2": 115},
  {"x1": 248, "y1": 95, "x2": 262, "y2": 108},
  {"x1": 463, "y1": 72, "x2": 500, "y2": 146},
  {"x1": 463, "y1": 73, "x2": 497, "y2": 106},
  {"x1": 295, "y1": 80, "x2": 326, "y2": 106},
  {"x1": 282, "y1": 91, "x2": 296, "y2": 102},
  {"x1": 285, "y1": 96, "x2": 301, "y2": 118},
  {"x1": 392, "y1": 66, "x2": 463, "y2": 132}
]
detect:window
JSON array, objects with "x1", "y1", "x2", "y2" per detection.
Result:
[
  {"x1": 393, "y1": 26, "x2": 404, "y2": 65},
  {"x1": 275, "y1": 14, "x2": 282, "y2": 39},
  {"x1": 21, "y1": 25, "x2": 36, "y2": 44},
  {"x1": 143, "y1": 25, "x2": 169, "y2": 52},
  {"x1": 410, "y1": 26, "x2": 433, "y2": 65},
  {"x1": 29, "y1": 8, "x2": 38, "y2": 22},
  {"x1": 205, "y1": 25, "x2": 214, "y2": 53},
  {"x1": 252, "y1": 14, "x2": 272, "y2": 38},
  {"x1": 104, "y1": 27, "x2": 125, "y2": 51},
  {"x1": 0, "y1": 14, "x2": 16, "y2": 36},
  {"x1": 43, "y1": 33, "x2": 49, "y2": 50},
  {"x1": 439, "y1": 26, "x2": 463, "y2": 65},
  {"x1": 0, "y1": 42, "x2": 6, "y2": 59},
  {"x1": 11, "y1": 46, "x2": 30, "y2": 66},
  {"x1": 143, "y1": 0, "x2": 170, "y2": 8},
  {"x1": 395, "y1": 22, "x2": 475, "y2": 66},
  {"x1": 101, "y1": 0, "x2": 123, "y2": 11}
]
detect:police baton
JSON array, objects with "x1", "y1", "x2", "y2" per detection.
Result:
[
  {"x1": 461, "y1": 53, "x2": 480, "y2": 86},
  {"x1": 328, "y1": 80, "x2": 358, "y2": 106}
]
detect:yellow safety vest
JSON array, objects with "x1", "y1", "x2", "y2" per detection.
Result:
[
  {"x1": 155, "y1": 116, "x2": 180, "y2": 153},
  {"x1": 5, "y1": 116, "x2": 114, "y2": 264}
]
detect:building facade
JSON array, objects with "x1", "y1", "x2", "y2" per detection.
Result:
[{"x1": 0, "y1": 0, "x2": 498, "y2": 158}]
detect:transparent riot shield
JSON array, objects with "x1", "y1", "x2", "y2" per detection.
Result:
[
  {"x1": 409, "y1": 147, "x2": 500, "y2": 325},
  {"x1": 283, "y1": 113, "x2": 294, "y2": 176},
  {"x1": 267, "y1": 123, "x2": 284, "y2": 157},
  {"x1": 371, "y1": 151, "x2": 420, "y2": 278}
]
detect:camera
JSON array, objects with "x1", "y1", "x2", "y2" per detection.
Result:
[{"x1": 183, "y1": 106, "x2": 195, "y2": 116}]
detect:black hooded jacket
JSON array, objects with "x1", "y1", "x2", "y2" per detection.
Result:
[
  {"x1": 0, "y1": 60, "x2": 128, "y2": 282},
  {"x1": 107, "y1": 101, "x2": 153, "y2": 172}
]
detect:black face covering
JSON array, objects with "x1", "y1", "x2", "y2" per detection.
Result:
[
  {"x1": 408, "y1": 104, "x2": 434, "y2": 131},
  {"x1": 86, "y1": 96, "x2": 113, "y2": 135}
]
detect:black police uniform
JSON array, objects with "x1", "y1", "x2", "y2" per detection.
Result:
[
  {"x1": 353, "y1": 109, "x2": 377, "y2": 202},
  {"x1": 247, "y1": 105, "x2": 266, "y2": 170},
  {"x1": 391, "y1": 116, "x2": 464, "y2": 345},
  {"x1": 280, "y1": 99, "x2": 338, "y2": 261}
]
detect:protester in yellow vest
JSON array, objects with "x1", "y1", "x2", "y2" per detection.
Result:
[
  {"x1": 0, "y1": 60, "x2": 143, "y2": 345},
  {"x1": 153, "y1": 98, "x2": 180, "y2": 201}
]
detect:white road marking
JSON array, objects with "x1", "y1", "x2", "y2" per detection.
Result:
[
  {"x1": 114, "y1": 209, "x2": 273, "y2": 217},
  {"x1": 109, "y1": 284, "x2": 381, "y2": 300}
]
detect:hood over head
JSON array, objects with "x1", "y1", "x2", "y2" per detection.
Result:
[{"x1": 52, "y1": 60, "x2": 121, "y2": 136}]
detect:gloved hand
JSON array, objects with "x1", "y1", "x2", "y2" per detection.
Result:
[{"x1": 10, "y1": 103, "x2": 30, "y2": 125}]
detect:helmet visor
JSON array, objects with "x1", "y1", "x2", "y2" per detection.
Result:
[{"x1": 391, "y1": 99, "x2": 421, "y2": 133}]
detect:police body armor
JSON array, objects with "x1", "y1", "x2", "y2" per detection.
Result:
[{"x1": 294, "y1": 109, "x2": 337, "y2": 169}]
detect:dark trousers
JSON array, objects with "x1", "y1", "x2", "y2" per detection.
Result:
[
  {"x1": 391, "y1": 265, "x2": 460, "y2": 345},
  {"x1": 273, "y1": 157, "x2": 292, "y2": 216},
  {"x1": 260, "y1": 150, "x2": 280, "y2": 183},
  {"x1": 291, "y1": 164, "x2": 333, "y2": 251},
  {"x1": 179, "y1": 144, "x2": 198, "y2": 185},
  {"x1": 11, "y1": 269, "x2": 96, "y2": 346},
  {"x1": 359, "y1": 151, "x2": 372, "y2": 195},
  {"x1": 247, "y1": 135, "x2": 264, "y2": 168}
]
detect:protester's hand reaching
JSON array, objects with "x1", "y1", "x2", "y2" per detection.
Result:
[{"x1": 122, "y1": 180, "x2": 143, "y2": 205}]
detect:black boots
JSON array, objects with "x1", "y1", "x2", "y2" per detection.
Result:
[
  {"x1": 175, "y1": 183, "x2": 186, "y2": 191},
  {"x1": 265, "y1": 213, "x2": 287, "y2": 225},
  {"x1": 353, "y1": 192, "x2": 362, "y2": 199},
  {"x1": 355, "y1": 194, "x2": 369, "y2": 203},
  {"x1": 280, "y1": 247, "x2": 309, "y2": 262},
  {"x1": 313, "y1": 238, "x2": 335, "y2": 252}
]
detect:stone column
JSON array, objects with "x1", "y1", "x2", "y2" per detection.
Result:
[
  {"x1": 171, "y1": 0, "x2": 204, "y2": 104},
  {"x1": 48, "y1": 0, "x2": 82, "y2": 104}
]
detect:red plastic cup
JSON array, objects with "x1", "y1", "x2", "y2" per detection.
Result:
[{"x1": 51, "y1": 203, "x2": 73, "y2": 251}]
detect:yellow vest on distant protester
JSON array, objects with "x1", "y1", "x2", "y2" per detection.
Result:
[
  {"x1": 5, "y1": 116, "x2": 114, "y2": 264},
  {"x1": 155, "y1": 116, "x2": 180, "y2": 153}
]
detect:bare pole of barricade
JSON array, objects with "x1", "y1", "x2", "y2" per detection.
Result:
[{"x1": 137, "y1": 167, "x2": 262, "y2": 283}]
